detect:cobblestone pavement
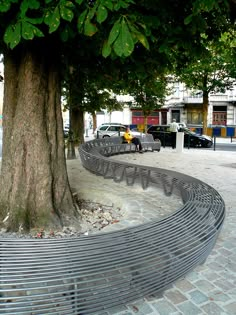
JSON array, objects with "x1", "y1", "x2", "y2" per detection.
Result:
[{"x1": 67, "y1": 143, "x2": 236, "y2": 315}]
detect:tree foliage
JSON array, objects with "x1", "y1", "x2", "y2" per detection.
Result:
[
  {"x1": 0, "y1": 0, "x2": 233, "y2": 57},
  {"x1": 175, "y1": 31, "x2": 236, "y2": 133}
]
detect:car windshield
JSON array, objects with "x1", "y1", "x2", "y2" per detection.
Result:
[
  {"x1": 182, "y1": 128, "x2": 197, "y2": 136},
  {"x1": 99, "y1": 125, "x2": 109, "y2": 131}
]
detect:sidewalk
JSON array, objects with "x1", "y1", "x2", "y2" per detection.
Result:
[{"x1": 68, "y1": 144, "x2": 236, "y2": 315}]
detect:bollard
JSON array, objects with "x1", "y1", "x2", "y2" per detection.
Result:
[
  {"x1": 176, "y1": 132, "x2": 184, "y2": 153},
  {"x1": 187, "y1": 134, "x2": 190, "y2": 149},
  {"x1": 163, "y1": 132, "x2": 166, "y2": 148},
  {"x1": 213, "y1": 135, "x2": 216, "y2": 151}
]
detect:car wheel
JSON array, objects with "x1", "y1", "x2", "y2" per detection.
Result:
[{"x1": 206, "y1": 142, "x2": 213, "y2": 148}]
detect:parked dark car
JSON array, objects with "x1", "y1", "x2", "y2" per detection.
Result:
[{"x1": 147, "y1": 125, "x2": 213, "y2": 148}]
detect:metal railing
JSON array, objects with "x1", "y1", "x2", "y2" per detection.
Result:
[{"x1": 0, "y1": 138, "x2": 225, "y2": 314}]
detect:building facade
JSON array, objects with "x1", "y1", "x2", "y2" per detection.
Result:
[{"x1": 97, "y1": 83, "x2": 236, "y2": 131}]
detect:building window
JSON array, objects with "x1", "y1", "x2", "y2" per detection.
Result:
[
  {"x1": 172, "y1": 110, "x2": 180, "y2": 122},
  {"x1": 132, "y1": 111, "x2": 142, "y2": 116},
  {"x1": 212, "y1": 106, "x2": 227, "y2": 125},
  {"x1": 187, "y1": 111, "x2": 202, "y2": 125}
]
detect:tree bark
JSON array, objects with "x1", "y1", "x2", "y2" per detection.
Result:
[
  {"x1": 92, "y1": 112, "x2": 97, "y2": 134},
  {"x1": 201, "y1": 75, "x2": 209, "y2": 135},
  {"x1": 0, "y1": 41, "x2": 79, "y2": 232},
  {"x1": 71, "y1": 107, "x2": 85, "y2": 145},
  {"x1": 202, "y1": 91, "x2": 209, "y2": 135}
]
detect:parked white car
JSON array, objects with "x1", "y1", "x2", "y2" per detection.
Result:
[{"x1": 94, "y1": 123, "x2": 144, "y2": 139}]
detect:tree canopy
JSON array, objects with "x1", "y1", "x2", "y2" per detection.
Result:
[
  {"x1": 0, "y1": 0, "x2": 233, "y2": 57},
  {"x1": 175, "y1": 30, "x2": 236, "y2": 133}
]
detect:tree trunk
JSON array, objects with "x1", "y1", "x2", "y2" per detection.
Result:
[
  {"x1": 144, "y1": 115, "x2": 148, "y2": 133},
  {"x1": 0, "y1": 41, "x2": 79, "y2": 232},
  {"x1": 202, "y1": 90, "x2": 209, "y2": 135},
  {"x1": 71, "y1": 107, "x2": 85, "y2": 145},
  {"x1": 92, "y1": 112, "x2": 97, "y2": 133}
]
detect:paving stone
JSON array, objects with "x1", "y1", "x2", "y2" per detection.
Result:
[
  {"x1": 201, "y1": 302, "x2": 225, "y2": 315},
  {"x1": 176, "y1": 301, "x2": 202, "y2": 315},
  {"x1": 213, "y1": 279, "x2": 235, "y2": 292},
  {"x1": 222, "y1": 241, "x2": 236, "y2": 250},
  {"x1": 224, "y1": 302, "x2": 236, "y2": 315},
  {"x1": 209, "y1": 290, "x2": 232, "y2": 303},
  {"x1": 206, "y1": 261, "x2": 224, "y2": 272},
  {"x1": 219, "y1": 271, "x2": 236, "y2": 282},
  {"x1": 227, "y1": 262, "x2": 236, "y2": 273},
  {"x1": 164, "y1": 289, "x2": 187, "y2": 304},
  {"x1": 128, "y1": 301, "x2": 154, "y2": 314},
  {"x1": 185, "y1": 271, "x2": 200, "y2": 282},
  {"x1": 229, "y1": 253, "x2": 236, "y2": 261},
  {"x1": 194, "y1": 279, "x2": 216, "y2": 293},
  {"x1": 188, "y1": 290, "x2": 208, "y2": 304},
  {"x1": 152, "y1": 300, "x2": 177, "y2": 315},
  {"x1": 194, "y1": 264, "x2": 208, "y2": 272},
  {"x1": 174, "y1": 278, "x2": 195, "y2": 292},
  {"x1": 228, "y1": 287, "x2": 236, "y2": 296},
  {"x1": 214, "y1": 255, "x2": 231, "y2": 265},
  {"x1": 145, "y1": 292, "x2": 164, "y2": 302},
  {"x1": 201, "y1": 271, "x2": 221, "y2": 281},
  {"x1": 218, "y1": 248, "x2": 233, "y2": 257}
]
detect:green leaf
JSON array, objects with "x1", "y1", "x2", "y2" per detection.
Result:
[
  {"x1": 11, "y1": 22, "x2": 21, "y2": 49},
  {"x1": 27, "y1": 0, "x2": 40, "y2": 9},
  {"x1": 0, "y1": 0, "x2": 11, "y2": 12},
  {"x1": 75, "y1": 0, "x2": 83, "y2": 4},
  {"x1": 77, "y1": 9, "x2": 88, "y2": 32},
  {"x1": 22, "y1": 22, "x2": 35, "y2": 40},
  {"x1": 4, "y1": 23, "x2": 21, "y2": 49},
  {"x1": 84, "y1": 20, "x2": 98, "y2": 36},
  {"x1": 88, "y1": 5, "x2": 97, "y2": 20},
  {"x1": 107, "y1": 19, "x2": 121, "y2": 45},
  {"x1": 22, "y1": 21, "x2": 44, "y2": 40},
  {"x1": 135, "y1": 32, "x2": 149, "y2": 50},
  {"x1": 102, "y1": 0, "x2": 113, "y2": 10},
  {"x1": 60, "y1": 1, "x2": 74, "y2": 22},
  {"x1": 114, "y1": 0, "x2": 133, "y2": 11},
  {"x1": 184, "y1": 14, "x2": 192, "y2": 25},
  {"x1": 113, "y1": 19, "x2": 134, "y2": 57},
  {"x1": 127, "y1": 22, "x2": 149, "y2": 50},
  {"x1": 48, "y1": 6, "x2": 61, "y2": 33},
  {"x1": 25, "y1": 17, "x2": 44, "y2": 25},
  {"x1": 102, "y1": 40, "x2": 111, "y2": 58},
  {"x1": 4, "y1": 25, "x2": 14, "y2": 44},
  {"x1": 0, "y1": 0, "x2": 18, "y2": 12},
  {"x1": 20, "y1": 0, "x2": 40, "y2": 15},
  {"x1": 44, "y1": 9, "x2": 53, "y2": 25},
  {"x1": 97, "y1": 5, "x2": 108, "y2": 24}
]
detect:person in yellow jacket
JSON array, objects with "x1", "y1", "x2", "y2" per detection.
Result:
[{"x1": 123, "y1": 127, "x2": 143, "y2": 153}]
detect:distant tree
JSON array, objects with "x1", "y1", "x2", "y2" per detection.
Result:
[
  {"x1": 129, "y1": 76, "x2": 168, "y2": 132},
  {"x1": 62, "y1": 52, "x2": 124, "y2": 145},
  {"x1": 176, "y1": 31, "x2": 236, "y2": 134}
]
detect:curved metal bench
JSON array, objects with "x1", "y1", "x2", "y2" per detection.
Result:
[{"x1": 0, "y1": 138, "x2": 225, "y2": 315}]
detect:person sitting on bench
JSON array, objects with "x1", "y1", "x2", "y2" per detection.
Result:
[{"x1": 123, "y1": 127, "x2": 143, "y2": 153}]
